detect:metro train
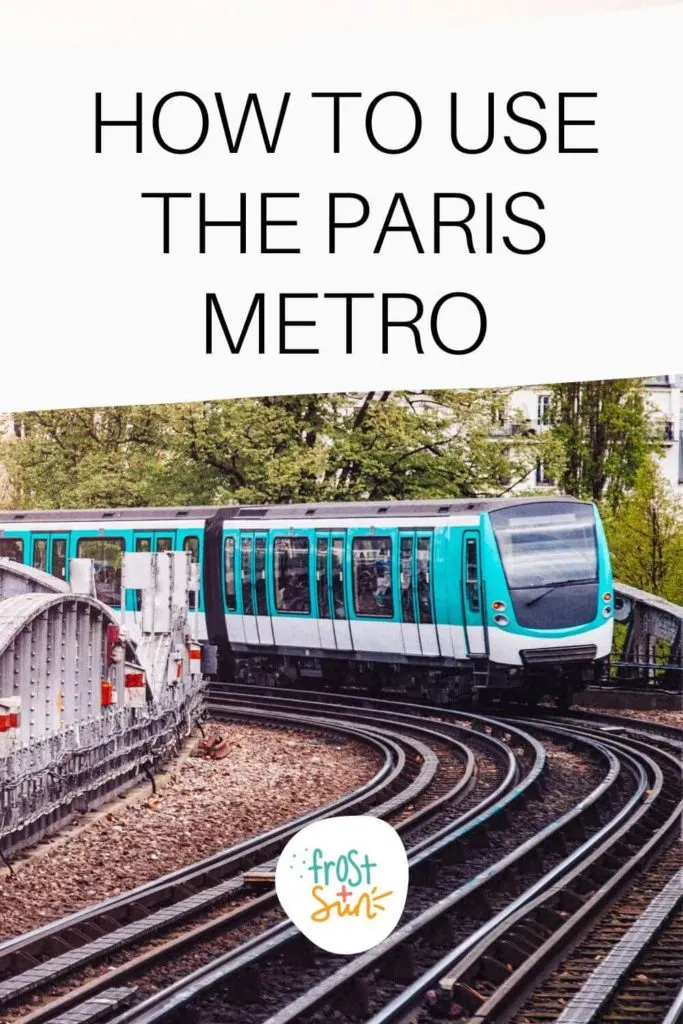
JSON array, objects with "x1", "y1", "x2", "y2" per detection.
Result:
[{"x1": 0, "y1": 496, "x2": 614, "y2": 707}]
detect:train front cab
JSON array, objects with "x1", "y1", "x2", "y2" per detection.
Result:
[{"x1": 478, "y1": 500, "x2": 613, "y2": 706}]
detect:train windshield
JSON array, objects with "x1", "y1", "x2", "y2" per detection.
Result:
[{"x1": 490, "y1": 503, "x2": 598, "y2": 590}]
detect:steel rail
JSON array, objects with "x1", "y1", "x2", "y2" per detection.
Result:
[
  {"x1": 11, "y1": 698, "x2": 494, "y2": 1022},
  {"x1": 663, "y1": 984, "x2": 683, "y2": 1024},
  {"x1": 0, "y1": 708, "x2": 406, "y2": 1000},
  {"x1": 364, "y1": 727, "x2": 681, "y2": 1024},
  {"x1": 553, "y1": 867, "x2": 682, "y2": 1024},
  {"x1": 102, "y1": 721, "x2": 612, "y2": 1024}
]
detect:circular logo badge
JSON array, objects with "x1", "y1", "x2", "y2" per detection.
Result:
[{"x1": 274, "y1": 815, "x2": 409, "y2": 954}]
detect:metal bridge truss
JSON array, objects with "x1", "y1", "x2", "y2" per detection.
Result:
[{"x1": 0, "y1": 559, "x2": 204, "y2": 857}]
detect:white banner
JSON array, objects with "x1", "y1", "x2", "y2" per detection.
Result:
[{"x1": 0, "y1": 1, "x2": 680, "y2": 410}]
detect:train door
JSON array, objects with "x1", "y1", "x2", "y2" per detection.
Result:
[
  {"x1": 315, "y1": 532, "x2": 353, "y2": 651},
  {"x1": 30, "y1": 532, "x2": 70, "y2": 581},
  {"x1": 239, "y1": 531, "x2": 274, "y2": 647},
  {"x1": 330, "y1": 535, "x2": 353, "y2": 650},
  {"x1": 179, "y1": 533, "x2": 203, "y2": 635},
  {"x1": 462, "y1": 531, "x2": 488, "y2": 656},
  {"x1": 254, "y1": 533, "x2": 274, "y2": 645},
  {"x1": 399, "y1": 531, "x2": 440, "y2": 657},
  {"x1": 346, "y1": 527, "x2": 400, "y2": 654},
  {"x1": 222, "y1": 531, "x2": 244, "y2": 645},
  {"x1": 50, "y1": 535, "x2": 69, "y2": 581}
]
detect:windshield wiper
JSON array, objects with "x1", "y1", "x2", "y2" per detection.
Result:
[{"x1": 524, "y1": 578, "x2": 596, "y2": 607}]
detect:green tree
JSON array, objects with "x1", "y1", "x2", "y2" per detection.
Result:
[
  {"x1": 0, "y1": 391, "x2": 547, "y2": 509},
  {"x1": 1, "y1": 408, "x2": 169, "y2": 508},
  {"x1": 548, "y1": 379, "x2": 655, "y2": 507},
  {"x1": 603, "y1": 456, "x2": 683, "y2": 603}
]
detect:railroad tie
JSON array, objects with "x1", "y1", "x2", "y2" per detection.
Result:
[
  {"x1": 42, "y1": 986, "x2": 137, "y2": 1023},
  {"x1": 554, "y1": 868, "x2": 683, "y2": 1024},
  {"x1": 0, "y1": 877, "x2": 245, "y2": 1006}
]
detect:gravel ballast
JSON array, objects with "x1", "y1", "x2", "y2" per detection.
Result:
[
  {"x1": 0, "y1": 719, "x2": 382, "y2": 942},
  {"x1": 575, "y1": 705, "x2": 683, "y2": 728}
]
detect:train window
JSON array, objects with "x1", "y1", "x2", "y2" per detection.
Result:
[
  {"x1": 156, "y1": 537, "x2": 173, "y2": 553},
  {"x1": 183, "y1": 536, "x2": 199, "y2": 610},
  {"x1": 352, "y1": 537, "x2": 393, "y2": 618},
  {"x1": 465, "y1": 538, "x2": 480, "y2": 612},
  {"x1": 400, "y1": 537, "x2": 415, "y2": 623},
  {"x1": 224, "y1": 538, "x2": 237, "y2": 611},
  {"x1": 417, "y1": 538, "x2": 434, "y2": 624},
  {"x1": 32, "y1": 538, "x2": 47, "y2": 572},
  {"x1": 76, "y1": 537, "x2": 126, "y2": 606},
  {"x1": 255, "y1": 537, "x2": 268, "y2": 616},
  {"x1": 316, "y1": 538, "x2": 330, "y2": 619},
  {"x1": 51, "y1": 538, "x2": 67, "y2": 581},
  {"x1": 183, "y1": 536, "x2": 199, "y2": 561},
  {"x1": 0, "y1": 538, "x2": 23, "y2": 563},
  {"x1": 490, "y1": 503, "x2": 598, "y2": 589},
  {"x1": 331, "y1": 539, "x2": 346, "y2": 619},
  {"x1": 274, "y1": 537, "x2": 311, "y2": 615},
  {"x1": 241, "y1": 536, "x2": 254, "y2": 615}
]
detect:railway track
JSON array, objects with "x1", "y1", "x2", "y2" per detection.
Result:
[
  {"x1": 0, "y1": 696, "x2": 517, "y2": 1023},
  {"x1": 3, "y1": 686, "x2": 681, "y2": 1024},
  {"x1": 49, "y1": 688, "x2": 649, "y2": 1024},
  {"x1": 0, "y1": 706, "x2": 410, "y2": 1020}
]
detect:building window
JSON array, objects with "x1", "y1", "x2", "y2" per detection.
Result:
[
  {"x1": 537, "y1": 394, "x2": 551, "y2": 426},
  {"x1": 352, "y1": 537, "x2": 393, "y2": 618},
  {"x1": 0, "y1": 538, "x2": 23, "y2": 563},
  {"x1": 535, "y1": 460, "x2": 555, "y2": 486},
  {"x1": 274, "y1": 537, "x2": 311, "y2": 614},
  {"x1": 76, "y1": 537, "x2": 126, "y2": 606}
]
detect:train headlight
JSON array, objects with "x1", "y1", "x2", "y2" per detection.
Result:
[
  {"x1": 603, "y1": 606, "x2": 612, "y2": 617},
  {"x1": 603, "y1": 592, "x2": 612, "y2": 602},
  {"x1": 494, "y1": 614, "x2": 509, "y2": 626},
  {"x1": 491, "y1": 601, "x2": 506, "y2": 611}
]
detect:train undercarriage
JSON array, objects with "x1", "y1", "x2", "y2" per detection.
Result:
[{"x1": 218, "y1": 647, "x2": 609, "y2": 712}]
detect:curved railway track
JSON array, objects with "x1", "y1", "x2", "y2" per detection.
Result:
[
  {"x1": 2, "y1": 685, "x2": 681, "y2": 1024},
  {"x1": 0, "y1": 696, "x2": 515, "y2": 1023}
]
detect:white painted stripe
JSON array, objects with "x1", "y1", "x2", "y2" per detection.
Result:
[
  {"x1": 488, "y1": 620, "x2": 613, "y2": 665},
  {"x1": 221, "y1": 516, "x2": 480, "y2": 531},
  {"x1": 2, "y1": 514, "x2": 480, "y2": 533},
  {"x1": 0, "y1": 519, "x2": 206, "y2": 532}
]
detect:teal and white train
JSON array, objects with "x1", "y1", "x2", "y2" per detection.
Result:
[{"x1": 0, "y1": 496, "x2": 614, "y2": 707}]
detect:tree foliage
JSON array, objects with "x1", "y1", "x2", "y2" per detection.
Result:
[
  {"x1": 603, "y1": 457, "x2": 683, "y2": 604},
  {"x1": 0, "y1": 391, "x2": 549, "y2": 509},
  {"x1": 548, "y1": 379, "x2": 655, "y2": 507}
]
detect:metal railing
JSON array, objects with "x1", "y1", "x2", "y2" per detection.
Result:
[{"x1": 610, "y1": 582, "x2": 683, "y2": 689}]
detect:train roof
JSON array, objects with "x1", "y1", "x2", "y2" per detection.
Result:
[{"x1": 0, "y1": 496, "x2": 589, "y2": 525}]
